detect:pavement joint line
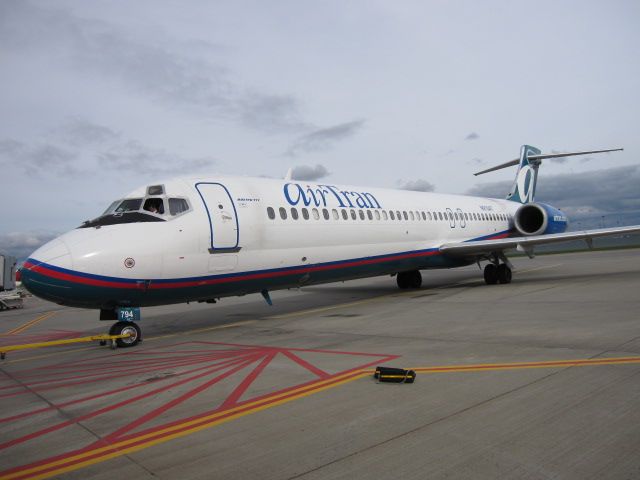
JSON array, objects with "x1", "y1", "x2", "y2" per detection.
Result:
[
  {"x1": 517, "y1": 263, "x2": 563, "y2": 274},
  {"x1": 3, "y1": 355, "x2": 640, "y2": 480},
  {"x1": 1, "y1": 312, "x2": 56, "y2": 336},
  {"x1": 267, "y1": 289, "x2": 425, "y2": 320}
]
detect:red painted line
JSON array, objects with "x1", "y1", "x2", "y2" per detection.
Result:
[
  {"x1": 99, "y1": 355, "x2": 261, "y2": 444},
  {"x1": 219, "y1": 351, "x2": 278, "y2": 409},
  {"x1": 114, "y1": 353, "x2": 398, "y2": 444},
  {"x1": 1, "y1": 348, "x2": 397, "y2": 479},
  {"x1": 0, "y1": 354, "x2": 260, "y2": 425},
  {"x1": 0, "y1": 355, "x2": 258, "y2": 451},
  {"x1": 280, "y1": 349, "x2": 330, "y2": 379}
]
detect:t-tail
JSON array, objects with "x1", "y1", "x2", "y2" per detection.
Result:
[{"x1": 474, "y1": 145, "x2": 624, "y2": 204}]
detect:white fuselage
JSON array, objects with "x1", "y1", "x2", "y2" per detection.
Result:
[{"x1": 23, "y1": 175, "x2": 519, "y2": 309}]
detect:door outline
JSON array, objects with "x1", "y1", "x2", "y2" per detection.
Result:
[{"x1": 195, "y1": 182, "x2": 241, "y2": 253}]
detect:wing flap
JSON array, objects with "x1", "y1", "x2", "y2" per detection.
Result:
[{"x1": 440, "y1": 225, "x2": 640, "y2": 257}]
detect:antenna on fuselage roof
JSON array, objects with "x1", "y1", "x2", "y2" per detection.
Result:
[{"x1": 284, "y1": 168, "x2": 293, "y2": 181}]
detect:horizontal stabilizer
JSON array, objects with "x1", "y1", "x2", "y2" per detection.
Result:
[{"x1": 474, "y1": 148, "x2": 623, "y2": 176}]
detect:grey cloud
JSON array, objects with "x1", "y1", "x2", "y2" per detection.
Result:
[
  {"x1": 98, "y1": 141, "x2": 216, "y2": 175},
  {"x1": 467, "y1": 165, "x2": 640, "y2": 216},
  {"x1": 398, "y1": 179, "x2": 436, "y2": 192},
  {"x1": 286, "y1": 120, "x2": 365, "y2": 157},
  {"x1": 465, "y1": 132, "x2": 479, "y2": 141},
  {"x1": 0, "y1": 231, "x2": 59, "y2": 261},
  {"x1": 290, "y1": 164, "x2": 331, "y2": 181},
  {"x1": 56, "y1": 118, "x2": 121, "y2": 146},
  {"x1": 0, "y1": 1, "x2": 307, "y2": 132},
  {"x1": 0, "y1": 139, "x2": 78, "y2": 176}
]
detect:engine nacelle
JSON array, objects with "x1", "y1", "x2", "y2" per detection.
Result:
[{"x1": 514, "y1": 202, "x2": 568, "y2": 236}]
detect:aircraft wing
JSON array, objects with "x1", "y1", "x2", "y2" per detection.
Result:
[{"x1": 440, "y1": 225, "x2": 640, "y2": 257}]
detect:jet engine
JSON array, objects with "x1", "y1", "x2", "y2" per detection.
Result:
[{"x1": 514, "y1": 202, "x2": 568, "y2": 236}]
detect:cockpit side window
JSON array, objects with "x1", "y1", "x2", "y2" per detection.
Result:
[
  {"x1": 169, "y1": 198, "x2": 190, "y2": 216},
  {"x1": 143, "y1": 198, "x2": 165, "y2": 214}
]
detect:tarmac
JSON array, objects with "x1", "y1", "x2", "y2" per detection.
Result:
[{"x1": 1, "y1": 248, "x2": 640, "y2": 480}]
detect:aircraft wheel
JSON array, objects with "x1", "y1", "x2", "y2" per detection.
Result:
[
  {"x1": 110, "y1": 321, "x2": 142, "y2": 348},
  {"x1": 483, "y1": 264, "x2": 498, "y2": 285},
  {"x1": 497, "y1": 264, "x2": 512, "y2": 284},
  {"x1": 408, "y1": 270, "x2": 422, "y2": 289},
  {"x1": 396, "y1": 272, "x2": 409, "y2": 289}
]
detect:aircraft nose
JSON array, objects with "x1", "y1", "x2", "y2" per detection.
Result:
[{"x1": 21, "y1": 238, "x2": 73, "y2": 301}]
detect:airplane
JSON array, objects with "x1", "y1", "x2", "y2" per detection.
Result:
[{"x1": 21, "y1": 145, "x2": 640, "y2": 348}]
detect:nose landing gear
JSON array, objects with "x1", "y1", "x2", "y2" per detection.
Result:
[
  {"x1": 99, "y1": 308, "x2": 143, "y2": 349},
  {"x1": 109, "y1": 321, "x2": 142, "y2": 348}
]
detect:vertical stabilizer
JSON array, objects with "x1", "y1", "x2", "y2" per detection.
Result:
[{"x1": 506, "y1": 145, "x2": 541, "y2": 203}]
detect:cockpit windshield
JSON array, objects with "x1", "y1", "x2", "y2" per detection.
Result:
[{"x1": 79, "y1": 191, "x2": 191, "y2": 229}]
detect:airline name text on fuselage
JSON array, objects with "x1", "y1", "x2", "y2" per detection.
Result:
[{"x1": 284, "y1": 183, "x2": 382, "y2": 209}]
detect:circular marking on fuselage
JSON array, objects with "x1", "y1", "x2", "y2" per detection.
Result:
[{"x1": 124, "y1": 258, "x2": 136, "y2": 268}]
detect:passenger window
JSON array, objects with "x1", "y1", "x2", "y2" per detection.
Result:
[
  {"x1": 279, "y1": 207, "x2": 287, "y2": 220},
  {"x1": 397, "y1": 211, "x2": 401, "y2": 220},
  {"x1": 143, "y1": 198, "x2": 165, "y2": 214},
  {"x1": 464, "y1": 213, "x2": 468, "y2": 220},
  {"x1": 342, "y1": 209, "x2": 348, "y2": 220},
  {"x1": 359, "y1": 210, "x2": 365, "y2": 220},
  {"x1": 390, "y1": 211, "x2": 395, "y2": 220},
  {"x1": 291, "y1": 208, "x2": 299, "y2": 220},
  {"x1": 422, "y1": 212, "x2": 426, "y2": 221},
  {"x1": 367, "y1": 210, "x2": 373, "y2": 220},
  {"x1": 382, "y1": 210, "x2": 388, "y2": 220},
  {"x1": 267, "y1": 207, "x2": 275, "y2": 219},
  {"x1": 375, "y1": 210, "x2": 380, "y2": 220},
  {"x1": 350, "y1": 209, "x2": 357, "y2": 220},
  {"x1": 332, "y1": 209, "x2": 339, "y2": 220},
  {"x1": 403, "y1": 211, "x2": 408, "y2": 220},
  {"x1": 322, "y1": 208, "x2": 330, "y2": 220},
  {"x1": 428, "y1": 212, "x2": 432, "y2": 221},
  {"x1": 312, "y1": 208, "x2": 320, "y2": 220},
  {"x1": 302, "y1": 208, "x2": 309, "y2": 220},
  {"x1": 409, "y1": 211, "x2": 415, "y2": 221},
  {"x1": 438, "y1": 212, "x2": 443, "y2": 220}
]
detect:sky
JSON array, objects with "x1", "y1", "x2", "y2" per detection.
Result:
[{"x1": 1, "y1": 0, "x2": 639, "y2": 259}]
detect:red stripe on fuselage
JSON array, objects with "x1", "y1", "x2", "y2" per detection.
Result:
[{"x1": 23, "y1": 261, "x2": 144, "y2": 290}]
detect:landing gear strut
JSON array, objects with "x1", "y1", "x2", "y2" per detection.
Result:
[
  {"x1": 484, "y1": 263, "x2": 512, "y2": 285},
  {"x1": 397, "y1": 270, "x2": 422, "y2": 289}
]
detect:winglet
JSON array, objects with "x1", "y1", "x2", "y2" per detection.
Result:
[{"x1": 284, "y1": 168, "x2": 293, "y2": 181}]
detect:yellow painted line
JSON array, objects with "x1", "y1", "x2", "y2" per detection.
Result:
[
  {"x1": 4, "y1": 355, "x2": 640, "y2": 479},
  {"x1": 3, "y1": 369, "x2": 369, "y2": 480},
  {"x1": 1, "y1": 312, "x2": 56, "y2": 336},
  {"x1": 0, "y1": 334, "x2": 130, "y2": 356},
  {"x1": 411, "y1": 356, "x2": 640, "y2": 373}
]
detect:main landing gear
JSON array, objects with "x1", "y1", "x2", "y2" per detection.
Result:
[
  {"x1": 483, "y1": 263, "x2": 512, "y2": 285},
  {"x1": 397, "y1": 270, "x2": 422, "y2": 289}
]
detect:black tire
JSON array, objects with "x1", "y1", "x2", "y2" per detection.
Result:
[
  {"x1": 408, "y1": 270, "x2": 422, "y2": 289},
  {"x1": 396, "y1": 272, "x2": 409, "y2": 289},
  {"x1": 497, "y1": 264, "x2": 512, "y2": 284},
  {"x1": 110, "y1": 321, "x2": 142, "y2": 348},
  {"x1": 484, "y1": 264, "x2": 498, "y2": 285}
]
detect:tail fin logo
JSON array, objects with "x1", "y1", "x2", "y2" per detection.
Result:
[{"x1": 516, "y1": 165, "x2": 535, "y2": 203}]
